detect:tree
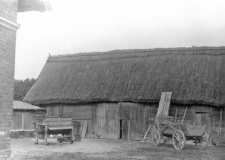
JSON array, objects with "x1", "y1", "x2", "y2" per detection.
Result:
[{"x1": 14, "y1": 78, "x2": 36, "y2": 101}]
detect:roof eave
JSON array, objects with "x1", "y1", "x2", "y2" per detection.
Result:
[{"x1": 24, "y1": 99, "x2": 224, "y2": 108}]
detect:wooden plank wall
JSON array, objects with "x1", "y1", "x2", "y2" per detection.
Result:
[
  {"x1": 95, "y1": 103, "x2": 120, "y2": 139},
  {"x1": 119, "y1": 102, "x2": 145, "y2": 140},
  {"x1": 223, "y1": 108, "x2": 225, "y2": 139},
  {"x1": 12, "y1": 111, "x2": 37, "y2": 130},
  {"x1": 12, "y1": 112, "x2": 22, "y2": 130},
  {"x1": 23, "y1": 112, "x2": 35, "y2": 130},
  {"x1": 94, "y1": 102, "x2": 157, "y2": 140},
  {"x1": 63, "y1": 105, "x2": 92, "y2": 119},
  {"x1": 33, "y1": 111, "x2": 45, "y2": 123},
  {"x1": 45, "y1": 104, "x2": 93, "y2": 119},
  {"x1": 169, "y1": 105, "x2": 194, "y2": 124},
  {"x1": 45, "y1": 104, "x2": 95, "y2": 137},
  {"x1": 211, "y1": 107, "x2": 225, "y2": 140},
  {"x1": 43, "y1": 103, "x2": 225, "y2": 142},
  {"x1": 144, "y1": 104, "x2": 158, "y2": 132}
]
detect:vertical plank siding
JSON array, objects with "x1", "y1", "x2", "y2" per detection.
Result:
[
  {"x1": 94, "y1": 102, "x2": 157, "y2": 140},
  {"x1": 119, "y1": 102, "x2": 145, "y2": 140},
  {"x1": 12, "y1": 111, "x2": 44, "y2": 130},
  {"x1": 43, "y1": 102, "x2": 224, "y2": 142},
  {"x1": 95, "y1": 103, "x2": 119, "y2": 139},
  {"x1": 211, "y1": 107, "x2": 225, "y2": 139},
  {"x1": 12, "y1": 112, "x2": 22, "y2": 130}
]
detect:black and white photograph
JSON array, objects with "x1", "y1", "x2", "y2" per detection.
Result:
[{"x1": 0, "y1": 0, "x2": 225, "y2": 159}]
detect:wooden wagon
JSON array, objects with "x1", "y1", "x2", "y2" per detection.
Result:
[
  {"x1": 151, "y1": 114, "x2": 209, "y2": 150},
  {"x1": 34, "y1": 117, "x2": 75, "y2": 146}
]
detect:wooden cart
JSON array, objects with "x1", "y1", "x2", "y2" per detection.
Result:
[
  {"x1": 34, "y1": 117, "x2": 75, "y2": 146},
  {"x1": 151, "y1": 114, "x2": 209, "y2": 150}
]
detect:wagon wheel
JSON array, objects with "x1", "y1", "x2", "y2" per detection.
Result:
[
  {"x1": 152, "y1": 130, "x2": 161, "y2": 146},
  {"x1": 172, "y1": 130, "x2": 185, "y2": 150},
  {"x1": 196, "y1": 132, "x2": 209, "y2": 150}
]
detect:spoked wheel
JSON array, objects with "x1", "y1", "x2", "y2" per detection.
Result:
[
  {"x1": 173, "y1": 130, "x2": 185, "y2": 150},
  {"x1": 152, "y1": 130, "x2": 161, "y2": 146},
  {"x1": 196, "y1": 132, "x2": 209, "y2": 150}
]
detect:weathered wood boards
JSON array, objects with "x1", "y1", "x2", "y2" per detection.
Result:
[
  {"x1": 12, "y1": 111, "x2": 43, "y2": 130},
  {"x1": 81, "y1": 121, "x2": 88, "y2": 138},
  {"x1": 41, "y1": 101, "x2": 224, "y2": 143},
  {"x1": 156, "y1": 92, "x2": 172, "y2": 117}
]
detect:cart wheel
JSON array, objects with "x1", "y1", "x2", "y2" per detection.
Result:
[
  {"x1": 196, "y1": 132, "x2": 208, "y2": 150},
  {"x1": 173, "y1": 130, "x2": 185, "y2": 150},
  {"x1": 152, "y1": 130, "x2": 161, "y2": 146}
]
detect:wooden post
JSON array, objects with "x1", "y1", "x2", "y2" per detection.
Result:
[
  {"x1": 219, "y1": 108, "x2": 222, "y2": 138},
  {"x1": 45, "y1": 124, "x2": 48, "y2": 145},
  {"x1": 174, "y1": 107, "x2": 178, "y2": 122},
  {"x1": 128, "y1": 120, "x2": 130, "y2": 141},
  {"x1": 22, "y1": 112, "x2": 25, "y2": 130},
  {"x1": 181, "y1": 107, "x2": 188, "y2": 124},
  {"x1": 208, "y1": 107, "x2": 213, "y2": 135}
]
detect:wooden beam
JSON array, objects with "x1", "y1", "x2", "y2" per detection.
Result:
[
  {"x1": 128, "y1": 120, "x2": 130, "y2": 141},
  {"x1": 174, "y1": 107, "x2": 178, "y2": 122},
  {"x1": 181, "y1": 107, "x2": 188, "y2": 124},
  {"x1": 22, "y1": 112, "x2": 25, "y2": 130}
]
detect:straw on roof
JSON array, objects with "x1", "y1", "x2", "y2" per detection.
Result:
[
  {"x1": 13, "y1": 101, "x2": 45, "y2": 111},
  {"x1": 24, "y1": 47, "x2": 225, "y2": 106}
]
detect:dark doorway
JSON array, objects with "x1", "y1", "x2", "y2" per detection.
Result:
[{"x1": 119, "y1": 119, "x2": 128, "y2": 140}]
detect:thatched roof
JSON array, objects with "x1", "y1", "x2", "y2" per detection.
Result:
[{"x1": 24, "y1": 47, "x2": 225, "y2": 106}]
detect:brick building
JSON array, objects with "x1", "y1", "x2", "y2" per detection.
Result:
[{"x1": 0, "y1": 0, "x2": 50, "y2": 158}]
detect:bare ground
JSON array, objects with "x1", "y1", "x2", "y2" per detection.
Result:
[{"x1": 10, "y1": 138, "x2": 225, "y2": 160}]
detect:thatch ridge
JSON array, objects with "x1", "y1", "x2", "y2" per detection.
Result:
[
  {"x1": 24, "y1": 47, "x2": 225, "y2": 106},
  {"x1": 48, "y1": 46, "x2": 225, "y2": 63},
  {"x1": 52, "y1": 46, "x2": 225, "y2": 58}
]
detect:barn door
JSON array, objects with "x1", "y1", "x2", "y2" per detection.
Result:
[{"x1": 120, "y1": 119, "x2": 128, "y2": 140}]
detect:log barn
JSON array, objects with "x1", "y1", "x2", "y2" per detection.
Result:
[{"x1": 24, "y1": 47, "x2": 225, "y2": 141}]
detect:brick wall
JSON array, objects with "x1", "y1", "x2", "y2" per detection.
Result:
[
  {"x1": 0, "y1": 0, "x2": 17, "y2": 158},
  {"x1": 0, "y1": 0, "x2": 17, "y2": 22}
]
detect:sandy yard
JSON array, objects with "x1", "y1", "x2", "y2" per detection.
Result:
[{"x1": 10, "y1": 138, "x2": 225, "y2": 160}]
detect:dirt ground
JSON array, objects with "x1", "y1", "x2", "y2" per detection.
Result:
[{"x1": 10, "y1": 138, "x2": 225, "y2": 160}]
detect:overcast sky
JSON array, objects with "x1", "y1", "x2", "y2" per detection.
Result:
[{"x1": 15, "y1": 0, "x2": 225, "y2": 80}]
